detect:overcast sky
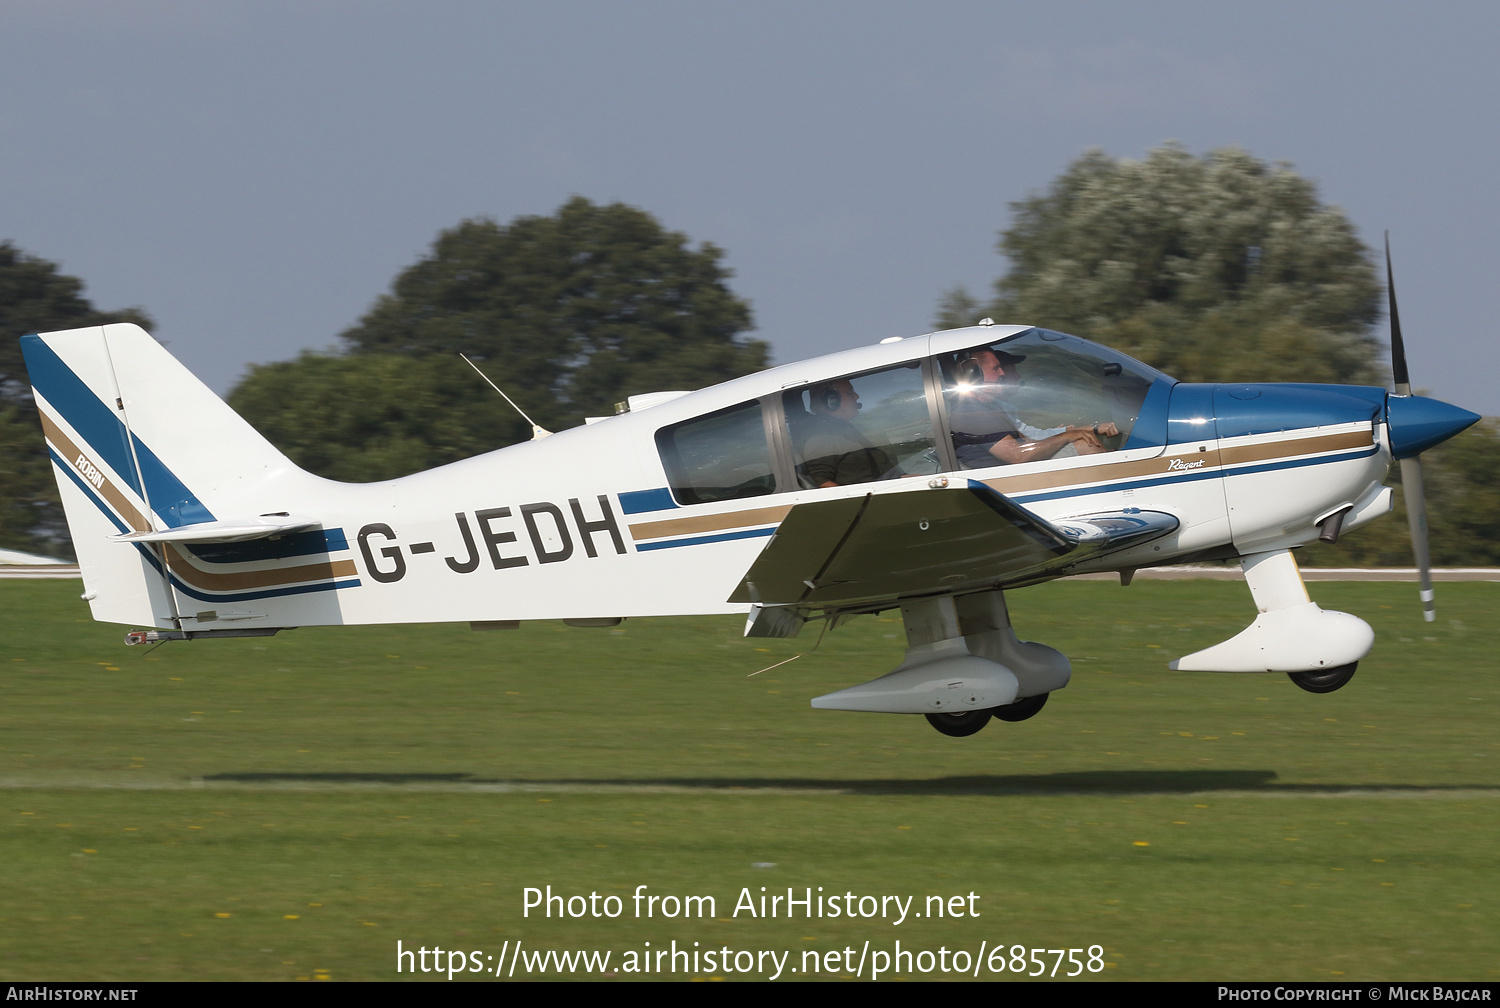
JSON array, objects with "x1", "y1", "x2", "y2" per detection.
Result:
[{"x1": 4, "y1": 1, "x2": 1497, "y2": 413}]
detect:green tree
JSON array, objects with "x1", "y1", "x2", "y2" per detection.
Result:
[
  {"x1": 0, "y1": 243, "x2": 151, "y2": 556},
  {"x1": 234, "y1": 197, "x2": 766, "y2": 478},
  {"x1": 939, "y1": 144, "x2": 1383, "y2": 385},
  {"x1": 227, "y1": 353, "x2": 521, "y2": 483},
  {"x1": 944, "y1": 145, "x2": 1500, "y2": 566}
]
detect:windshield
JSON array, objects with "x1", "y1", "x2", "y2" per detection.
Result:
[{"x1": 939, "y1": 329, "x2": 1168, "y2": 468}]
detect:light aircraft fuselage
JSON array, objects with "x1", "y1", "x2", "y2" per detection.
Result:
[{"x1": 21, "y1": 320, "x2": 1479, "y2": 735}]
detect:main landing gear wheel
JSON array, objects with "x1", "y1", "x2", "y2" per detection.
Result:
[
  {"x1": 925, "y1": 710, "x2": 992, "y2": 737},
  {"x1": 992, "y1": 693, "x2": 1049, "y2": 722},
  {"x1": 1287, "y1": 662, "x2": 1358, "y2": 694}
]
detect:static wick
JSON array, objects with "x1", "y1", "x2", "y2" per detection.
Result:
[
  {"x1": 459, "y1": 353, "x2": 552, "y2": 439},
  {"x1": 747, "y1": 619, "x2": 829, "y2": 676},
  {"x1": 749, "y1": 654, "x2": 802, "y2": 677}
]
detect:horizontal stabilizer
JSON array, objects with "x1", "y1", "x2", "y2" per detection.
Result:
[{"x1": 109, "y1": 515, "x2": 322, "y2": 544}]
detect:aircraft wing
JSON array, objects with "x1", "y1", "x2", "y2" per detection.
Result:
[{"x1": 730, "y1": 481, "x2": 1176, "y2": 610}]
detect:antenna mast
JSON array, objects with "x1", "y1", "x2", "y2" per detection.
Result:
[{"x1": 460, "y1": 354, "x2": 552, "y2": 440}]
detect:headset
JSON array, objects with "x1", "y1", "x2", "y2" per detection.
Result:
[
  {"x1": 956, "y1": 354, "x2": 986, "y2": 385},
  {"x1": 812, "y1": 383, "x2": 858, "y2": 413},
  {"x1": 956, "y1": 347, "x2": 1025, "y2": 386}
]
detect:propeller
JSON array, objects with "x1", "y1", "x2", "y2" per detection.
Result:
[{"x1": 1385, "y1": 233, "x2": 1436, "y2": 622}]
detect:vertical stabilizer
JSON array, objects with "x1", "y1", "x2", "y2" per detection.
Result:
[{"x1": 21, "y1": 323, "x2": 339, "y2": 628}]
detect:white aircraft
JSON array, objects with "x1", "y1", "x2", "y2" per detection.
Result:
[{"x1": 19, "y1": 257, "x2": 1479, "y2": 737}]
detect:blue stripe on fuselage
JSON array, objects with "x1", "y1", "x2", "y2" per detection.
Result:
[
  {"x1": 619, "y1": 488, "x2": 678, "y2": 514},
  {"x1": 630, "y1": 443, "x2": 1380, "y2": 549},
  {"x1": 1006, "y1": 444, "x2": 1379, "y2": 505},
  {"x1": 634, "y1": 526, "x2": 778, "y2": 551}
]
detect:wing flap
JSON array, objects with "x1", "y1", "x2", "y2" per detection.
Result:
[
  {"x1": 730, "y1": 482, "x2": 1180, "y2": 609},
  {"x1": 730, "y1": 482, "x2": 1076, "y2": 607}
]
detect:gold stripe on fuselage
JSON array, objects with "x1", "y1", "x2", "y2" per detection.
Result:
[
  {"x1": 625, "y1": 428, "x2": 1375, "y2": 545},
  {"x1": 627, "y1": 504, "x2": 793, "y2": 543},
  {"x1": 983, "y1": 429, "x2": 1371, "y2": 497}
]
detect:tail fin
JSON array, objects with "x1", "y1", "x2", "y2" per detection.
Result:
[{"x1": 23, "y1": 324, "x2": 353, "y2": 629}]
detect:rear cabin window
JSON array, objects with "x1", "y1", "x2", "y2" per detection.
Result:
[
  {"x1": 657, "y1": 400, "x2": 776, "y2": 506},
  {"x1": 783, "y1": 363, "x2": 939, "y2": 489}
]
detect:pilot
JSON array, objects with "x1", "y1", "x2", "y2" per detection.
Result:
[
  {"x1": 798, "y1": 379, "x2": 892, "y2": 487},
  {"x1": 949, "y1": 347, "x2": 1119, "y2": 467}
]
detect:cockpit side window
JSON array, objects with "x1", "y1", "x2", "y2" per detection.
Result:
[
  {"x1": 657, "y1": 400, "x2": 776, "y2": 506},
  {"x1": 784, "y1": 363, "x2": 940, "y2": 488},
  {"x1": 939, "y1": 330, "x2": 1162, "y2": 469}
]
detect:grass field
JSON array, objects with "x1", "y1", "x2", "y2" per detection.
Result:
[{"x1": 0, "y1": 577, "x2": 1495, "y2": 982}]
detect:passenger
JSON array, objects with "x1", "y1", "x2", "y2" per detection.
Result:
[
  {"x1": 949, "y1": 348, "x2": 1119, "y2": 467},
  {"x1": 798, "y1": 379, "x2": 893, "y2": 487}
]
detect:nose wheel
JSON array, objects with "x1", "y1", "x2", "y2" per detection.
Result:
[{"x1": 1287, "y1": 662, "x2": 1358, "y2": 694}]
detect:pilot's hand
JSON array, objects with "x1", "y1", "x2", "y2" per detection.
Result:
[
  {"x1": 1067, "y1": 429, "x2": 1104, "y2": 451},
  {"x1": 1067, "y1": 422, "x2": 1118, "y2": 442}
]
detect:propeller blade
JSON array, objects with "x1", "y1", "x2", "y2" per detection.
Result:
[
  {"x1": 1385, "y1": 232, "x2": 1411, "y2": 396},
  {"x1": 1386, "y1": 234, "x2": 1436, "y2": 620},
  {"x1": 1398, "y1": 456, "x2": 1435, "y2": 622}
]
